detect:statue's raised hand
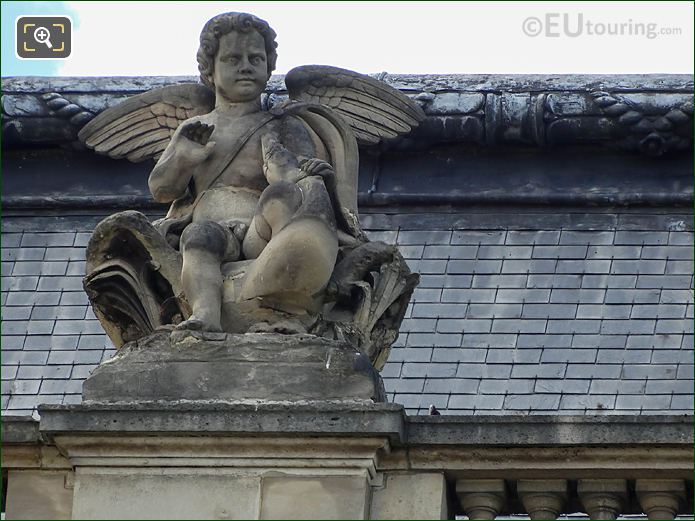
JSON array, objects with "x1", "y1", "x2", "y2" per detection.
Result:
[{"x1": 173, "y1": 121, "x2": 216, "y2": 166}]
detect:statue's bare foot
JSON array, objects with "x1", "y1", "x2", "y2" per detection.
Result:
[
  {"x1": 248, "y1": 319, "x2": 308, "y2": 335},
  {"x1": 175, "y1": 315, "x2": 222, "y2": 332}
]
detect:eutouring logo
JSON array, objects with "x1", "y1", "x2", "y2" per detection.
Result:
[{"x1": 522, "y1": 13, "x2": 682, "y2": 40}]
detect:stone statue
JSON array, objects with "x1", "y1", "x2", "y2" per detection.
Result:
[{"x1": 78, "y1": 12, "x2": 423, "y2": 374}]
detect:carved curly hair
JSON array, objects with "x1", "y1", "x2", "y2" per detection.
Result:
[{"x1": 197, "y1": 12, "x2": 278, "y2": 90}]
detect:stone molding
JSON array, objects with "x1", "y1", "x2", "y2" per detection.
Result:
[{"x1": 2, "y1": 75, "x2": 692, "y2": 155}]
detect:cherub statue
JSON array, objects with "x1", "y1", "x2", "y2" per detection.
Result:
[{"x1": 78, "y1": 12, "x2": 423, "y2": 369}]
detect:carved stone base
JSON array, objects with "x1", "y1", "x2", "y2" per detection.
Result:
[{"x1": 82, "y1": 330, "x2": 386, "y2": 403}]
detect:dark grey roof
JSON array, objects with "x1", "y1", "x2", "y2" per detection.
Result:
[{"x1": 2, "y1": 214, "x2": 692, "y2": 417}]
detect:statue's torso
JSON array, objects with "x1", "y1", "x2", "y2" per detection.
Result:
[{"x1": 189, "y1": 109, "x2": 279, "y2": 224}]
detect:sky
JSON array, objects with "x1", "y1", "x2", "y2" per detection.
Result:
[{"x1": 1, "y1": 1, "x2": 693, "y2": 77}]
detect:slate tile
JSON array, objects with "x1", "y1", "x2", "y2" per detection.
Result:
[
  {"x1": 656, "y1": 319, "x2": 693, "y2": 334},
  {"x1": 560, "y1": 231, "x2": 614, "y2": 245},
  {"x1": 541, "y1": 348, "x2": 596, "y2": 363},
  {"x1": 432, "y1": 348, "x2": 486, "y2": 363},
  {"x1": 630, "y1": 305, "x2": 686, "y2": 319},
  {"x1": 665, "y1": 261, "x2": 694, "y2": 275},
  {"x1": 503, "y1": 394, "x2": 561, "y2": 410},
  {"x1": 677, "y1": 364, "x2": 694, "y2": 379},
  {"x1": 517, "y1": 334, "x2": 572, "y2": 348},
  {"x1": 590, "y1": 379, "x2": 645, "y2": 394},
  {"x1": 645, "y1": 380, "x2": 694, "y2": 394},
  {"x1": 505, "y1": 230, "x2": 559, "y2": 245},
  {"x1": 424, "y1": 379, "x2": 479, "y2": 394},
  {"x1": 668, "y1": 231, "x2": 694, "y2": 246},
  {"x1": 535, "y1": 379, "x2": 591, "y2": 393},
  {"x1": 642, "y1": 246, "x2": 692, "y2": 260},
  {"x1": 21, "y1": 233, "x2": 75, "y2": 247},
  {"x1": 522, "y1": 304, "x2": 577, "y2": 319},
  {"x1": 576, "y1": 304, "x2": 631, "y2": 319},
  {"x1": 614, "y1": 231, "x2": 668, "y2": 245},
  {"x1": 605, "y1": 289, "x2": 660, "y2": 304},
  {"x1": 565, "y1": 364, "x2": 622, "y2": 379},
  {"x1": 43, "y1": 365, "x2": 72, "y2": 380},
  {"x1": 2, "y1": 306, "x2": 32, "y2": 320},
  {"x1": 571, "y1": 335, "x2": 627, "y2": 349},
  {"x1": 511, "y1": 364, "x2": 566, "y2": 379},
  {"x1": 479, "y1": 379, "x2": 534, "y2": 394},
  {"x1": 441, "y1": 289, "x2": 496, "y2": 303},
  {"x1": 497, "y1": 289, "x2": 550, "y2": 303},
  {"x1": 560, "y1": 395, "x2": 617, "y2": 410},
  {"x1": 621, "y1": 364, "x2": 677, "y2": 379},
  {"x1": 402, "y1": 363, "x2": 457, "y2": 378},
  {"x1": 492, "y1": 320, "x2": 547, "y2": 334},
  {"x1": 66, "y1": 261, "x2": 87, "y2": 276},
  {"x1": 6, "y1": 291, "x2": 61, "y2": 306},
  {"x1": 478, "y1": 246, "x2": 532, "y2": 259},
  {"x1": 12, "y1": 380, "x2": 41, "y2": 395},
  {"x1": 600, "y1": 320, "x2": 655, "y2": 335},
  {"x1": 383, "y1": 378, "x2": 425, "y2": 393},
  {"x1": 423, "y1": 245, "x2": 477, "y2": 259},
  {"x1": 437, "y1": 319, "x2": 491, "y2": 333},
  {"x1": 636, "y1": 275, "x2": 691, "y2": 289},
  {"x1": 533, "y1": 246, "x2": 588, "y2": 259},
  {"x1": 502, "y1": 259, "x2": 556, "y2": 274},
  {"x1": 581, "y1": 274, "x2": 636, "y2": 289},
  {"x1": 547, "y1": 320, "x2": 600, "y2": 334},
  {"x1": 1, "y1": 276, "x2": 39, "y2": 291},
  {"x1": 397, "y1": 231, "x2": 452, "y2": 245},
  {"x1": 463, "y1": 333, "x2": 517, "y2": 348},
  {"x1": 471, "y1": 394, "x2": 506, "y2": 410},
  {"x1": 596, "y1": 350, "x2": 651, "y2": 364},
  {"x1": 59, "y1": 292, "x2": 90, "y2": 305},
  {"x1": 587, "y1": 245, "x2": 641, "y2": 259},
  {"x1": 399, "y1": 319, "x2": 437, "y2": 333},
  {"x1": 388, "y1": 347, "x2": 432, "y2": 362},
  {"x1": 37, "y1": 276, "x2": 84, "y2": 291},
  {"x1": 43, "y1": 247, "x2": 86, "y2": 261},
  {"x1": 660, "y1": 289, "x2": 694, "y2": 304},
  {"x1": 615, "y1": 395, "x2": 671, "y2": 410},
  {"x1": 2, "y1": 233, "x2": 22, "y2": 248},
  {"x1": 467, "y1": 303, "x2": 522, "y2": 319},
  {"x1": 611, "y1": 260, "x2": 666, "y2": 275},
  {"x1": 526, "y1": 274, "x2": 582, "y2": 288},
  {"x1": 447, "y1": 260, "x2": 502, "y2": 274},
  {"x1": 412, "y1": 303, "x2": 467, "y2": 319},
  {"x1": 472, "y1": 274, "x2": 527, "y2": 288},
  {"x1": 557, "y1": 260, "x2": 611, "y2": 274},
  {"x1": 0, "y1": 336, "x2": 25, "y2": 349},
  {"x1": 451, "y1": 231, "x2": 505, "y2": 245},
  {"x1": 1, "y1": 366, "x2": 18, "y2": 380}
]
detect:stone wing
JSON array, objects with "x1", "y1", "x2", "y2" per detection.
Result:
[
  {"x1": 285, "y1": 65, "x2": 425, "y2": 146},
  {"x1": 77, "y1": 83, "x2": 214, "y2": 163}
]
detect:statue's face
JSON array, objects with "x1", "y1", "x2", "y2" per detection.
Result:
[{"x1": 213, "y1": 29, "x2": 269, "y2": 103}]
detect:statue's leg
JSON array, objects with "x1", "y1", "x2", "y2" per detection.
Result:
[
  {"x1": 242, "y1": 180, "x2": 302, "y2": 260},
  {"x1": 239, "y1": 178, "x2": 338, "y2": 311},
  {"x1": 177, "y1": 221, "x2": 239, "y2": 332}
]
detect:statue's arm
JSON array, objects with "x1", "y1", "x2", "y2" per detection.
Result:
[
  {"x1": 148, "y1": 119, "x2": 215, "y2": 203},
  {"x1": 261, "y1": 116, "x2": 331, "y2": 185}
]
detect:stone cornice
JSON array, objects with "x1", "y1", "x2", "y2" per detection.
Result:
[{"x1": 2, "y1": 74, "x2": 692, "y2": 156}]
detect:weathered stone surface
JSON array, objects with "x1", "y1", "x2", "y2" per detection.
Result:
[
  {"x1": 81, "y1": 330, "x2": 386, "y2": 403},
  {"x1": 371, "y1": 472, "x2": 448, "y2": 519},
  {"x1": 6, "y1": 470, "x2": 73, "y2": 520}
]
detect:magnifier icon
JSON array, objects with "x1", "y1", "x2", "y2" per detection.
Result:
[{"x1": 33, "y1": 26, "x2": 53, "y2": 49}]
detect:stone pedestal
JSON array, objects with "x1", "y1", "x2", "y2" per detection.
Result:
[
  {"x1": 82, "y1": 330, "x2": 386, "y2": 403},
  {"x1": 39, "y1": 402, "x2": 405, "y2": 520}
]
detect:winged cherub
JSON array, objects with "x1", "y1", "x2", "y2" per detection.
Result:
[{"x1": 79, "y1": 12, "x2": 423, "y2": 361}]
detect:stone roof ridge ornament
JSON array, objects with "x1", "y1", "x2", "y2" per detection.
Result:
[{"x1": 74, "y1": 12, "x2": 423, "y2": 403}]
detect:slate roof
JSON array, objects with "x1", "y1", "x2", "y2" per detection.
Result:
[{"x1": 2, "y1": 212, "x2": 693, "y2": 417}]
